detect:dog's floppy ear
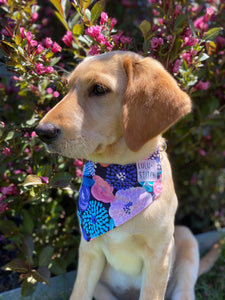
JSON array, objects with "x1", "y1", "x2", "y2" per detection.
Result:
[{"x1": 122, "y1": 56, "x2": 192, "y2": 151}]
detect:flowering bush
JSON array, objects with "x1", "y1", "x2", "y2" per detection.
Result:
[{"x1": 0, "y1": 0, "x2": 224, "y2": 296}]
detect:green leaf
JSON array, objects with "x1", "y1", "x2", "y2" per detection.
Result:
[
  {"x1": 39, "y1": 246, "x2": 54, "y2": 267},
  {"x1": 84, "y1": 8, "x2": 91, "y2": 21},
  {"x1": 22, "y1": 234, "x2": 34, "y2": 262},
  {"x1": 203, "y1": 27, "x2": 222, "y2": 41},
  {"x1": 21, "y1": 277, "x2": 37, "y2": 297},
  {"x1": 81, "y1": 0, "x2": 92, "y2": 11},
  {"x1": 0, "y1": 220, "x2": 18, "y2": 235},
  {"x1": 91, "y1": 1, "x2": 104, "y2": 23},
  {"x1": 138, "y1": 20, "x2": 151, "y2": 41},
  {"x1": 61, "y1": 0, "x2": 71, "y2": 19},
  {"x1": 72, "y1": 23, "x2": 84, "y2": 36},
  {"x1": 50, "y1": 56, "x2": 61, "y2": 66},
  {"x1": 50, "y1": 259, "x2": 67, "y2": 275},
  {"x1": 19, "y1": 174, "x2": 43, "y2": 186},
  {"x1": 174, "y1": 14, "x2": 187, "y2": 31},
  {"x1": 3, "y1": 258, "x2": 28, "y2": 273},
  {"x1": 21, "y1": 211, "x2": 34, "y2": 234},
  {"x1": 49, "y1": 0, "x2": 64, "y2": 17},
  {"x1": 50, "y1": 172, "x2": 72, "y2": 188},
  {"x1": 55, "y1": 11, "x2": 70, "y2": 31},
  {"x1": 198, "y1": 53, "x2": 209, "y2": 62},
  {"x1": 5, "y1": 130, "x2": 16, "y2": 141},
  {"x1": 32, "y1": 267, "x2": 51, "y2": 285},
  {"x1": 14, "y1": 35, "x2": 22, "y2": 46}
]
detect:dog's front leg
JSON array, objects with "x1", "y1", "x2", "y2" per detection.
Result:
[
  {"x1": 70, "y1": 239, "x2": 105, "y2": 300},
  {"x1": 140, "y1": 237, "x2": 174, "y2": 300}
]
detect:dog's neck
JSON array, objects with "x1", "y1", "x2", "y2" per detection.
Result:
[
  {"x1": 78, "y1": 148, "x2": 163, "y2": 242},
  {"x1": 86, "y1": 136, "x2": 163, "y2": 165}
]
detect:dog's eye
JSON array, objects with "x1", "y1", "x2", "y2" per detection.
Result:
[{"x1": 92, "y1": 84, "x2": 109, "y2": 96}]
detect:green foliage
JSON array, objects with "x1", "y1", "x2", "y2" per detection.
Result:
[{"x1": 0, "y1": 0, "x2": 224, "y2": 296}]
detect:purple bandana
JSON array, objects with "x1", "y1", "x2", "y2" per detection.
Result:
[{"x1": 78, "y1": 149, "x2": 162, "y2": 242}]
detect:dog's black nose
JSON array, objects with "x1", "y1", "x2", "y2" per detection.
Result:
[{"x1": 35, "y1": 123, "x2": 60, "y2": 143}]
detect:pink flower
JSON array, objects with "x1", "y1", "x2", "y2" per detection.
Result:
[
  {"x1": 73, "y1": 159, "x2": 83, "y2": 167},
  {"x1": 30, "y1": 39, "x2": 37, "y2": 47},
  {"x1": 1, "y1": 184, "x2": 18, "y2": 195},
  {"x1": 195, "y1": 80, "x2": 210, "y2": 90},
  {"x1": 31, "y1": 131, "x2": 37, "y2": 138},
  {"x1": 24, "y1": 132, "x2": 30, "y2": 137},
  {"x1": 198, "y1": 149, "x2": 206, "y2": 156},
  {"x1": 45, "y1": 66, "x2": 54, "y2": 74},
  {"x1": 204, "y1": 7, "x2": 214, "y2": 21},
  {"x1": 175, "y1": 4, "x2": 182, "y2": 16},
  {"x1": 47, "y1": 87, "x2": 53, "y2": 94},
  {"x1": 183, "y1": 36, "x2": 198, "y2": 47},
  {"x1": 173, "y1": 59, "x2": 182, "y2": 73},
  {"x1": 0, "y1": 0, "x2": 8, "y2": 5},
  {"x1": 91, "y1": 175, "x2": 115, "y2": 203},
  {"x1": 76, "y1": 169, "x2": 83, "y2": 178},
  {"x1": 0, "y1": 201, "x2": 8, "y2": 214},
  {"x1": 2, "y1": 147, "x2": 10, "y2": 156},
  {"x1": 85, "y1": 26, "x2": 102, "y2": 40},
  {"x1": 20, "y1": 27, "x2": 25, "y2": 39},
  {"x1": 110, "y1": 18, "x2": 117, "y2": 29},
  {"x1": 53, "y1": 91, "x2": 59, "y2": 98},
  {"x1": 0, "y1": 121, "x2": 5, "y2": 127},
  {"x1": 88, "y1": 45, "x2": 100, "y2": 55},
  {"x1": 52, "y1": 42, "x2": 62, "y2": 53},
  {"x1": 62, "y1": 31, "x2": 73, "y2": 47},
  {"x1": 120, "y1": 36, "x2": 132, "y2": 46},
  {"x1": 34, "y1": 145, "x2": 40, "y2": 152},
  {"x1": 216, "y1": 36, "x2": 225, "y2": 49},
  {"x1": 45, "y1": 37, "x2": 53, "y2": 48},
  {"x1": 167, "y1": 35, "x2": 173, "y2": 43},
  {"x1": 41, "y1": 176, "x2": 49, "y2": 184},
  {"x1": 36, "y1": 44, "x2": 44, "y2": 54},
  {"x1": 182, "y1": 52, "x2": 192, "y2": 65},
  {"x1": 27, "y1": 165, "x2": 32, "y2": 174},
  {"x1": 32, "y1": 12, "x2": 38, "y2": 22},
  {"x1": 100, "y1": 12, "x2": 108, "y2": 25},
  {"x1": 112, "y1": 34, "x2": 121, "y2": 46},
  {"x1": 151, "y1": 37, "x2": 159, "y2": 48},
  {"x1": 194, "y1": 16, "x2": 208, "y2": 32},
  {"x1": 36, "y1": 63, "x2": 46, "y2": 75},
  {"x1": 26, "y1": 31, "x2": 33, "y2": 42}
]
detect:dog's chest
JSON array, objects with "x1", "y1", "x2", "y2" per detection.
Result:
[{"x1": 101, "y1": 231, "x2": 144, "y2": 276}]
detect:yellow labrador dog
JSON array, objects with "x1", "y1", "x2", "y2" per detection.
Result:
[{"x1": 35, "y1": 51, "x2": 219, "y2": 300}]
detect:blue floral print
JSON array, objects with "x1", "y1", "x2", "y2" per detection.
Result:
[
  {"x1": 81, "y1": 200, "x2": 113, "y2": 240},
  {"x1": 105, "y1": 164, "x2": 137, "y2": 190},
  {"x1": 78, "y1": 185, "x2": 91, "y2": 211},
  {"x1": 83, "y1": 161, "x2": 96, "y2": 177}
]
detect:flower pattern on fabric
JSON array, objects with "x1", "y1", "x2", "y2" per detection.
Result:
[
  {"x1": 109, "y1": 187, "x2": 153, "y2": 226},
  {"x1": 91, "y1": 175, "x2": 116, "y2": 203},
  {"x1": 78, "y1": 185, "x2": 91, "y2": 211},
  {"x1": 81, "y1": 200, "x2": 111, "y2": 240},
  {"x1": 83, "y1": 161, "x2": 96, "y2": 177},
  {"x1": 77, "y1": 149, "x2": 162, "y2": 241},
  {"x1": 105, "y1": 164, "x2": 137, "y2": 191}
]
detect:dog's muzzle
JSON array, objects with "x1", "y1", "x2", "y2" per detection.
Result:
[{"x1": 35, "y1": 122, "x2": 60, "y2": 144}]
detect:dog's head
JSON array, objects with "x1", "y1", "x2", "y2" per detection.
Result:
[{"x1": 35, "y1": 51, "x2": 191, "y2": 163}]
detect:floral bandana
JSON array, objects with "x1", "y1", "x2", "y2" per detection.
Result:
[{"x1": 78, "y1": 149, "x2": 162, "y2": 242}]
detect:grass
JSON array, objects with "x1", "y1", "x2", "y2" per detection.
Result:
[{"x1": 196, "y1": 242, "x2": 225, "y2": 300}]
